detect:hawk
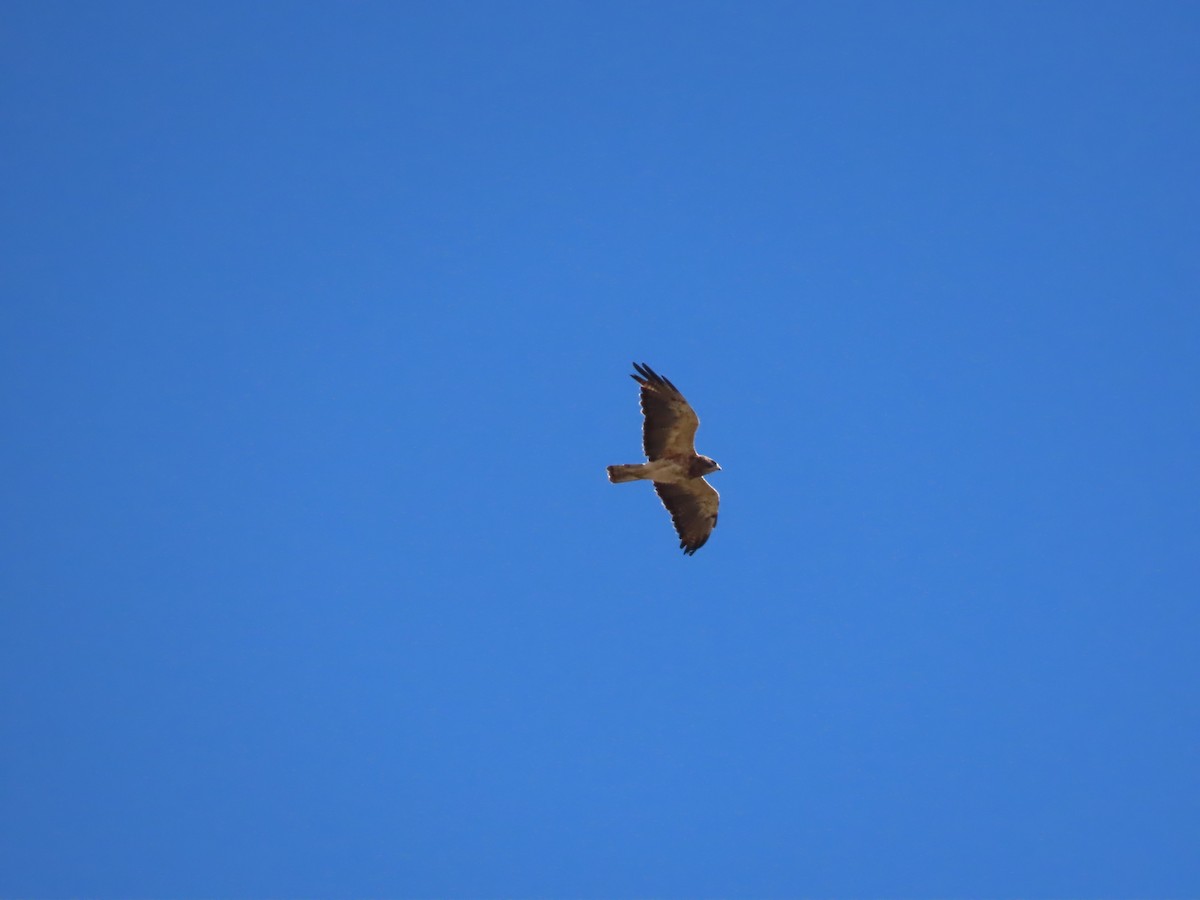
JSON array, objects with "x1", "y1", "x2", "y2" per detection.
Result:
[{"x1": 607, "y1": 362, "x2": 721, "y2": 555}]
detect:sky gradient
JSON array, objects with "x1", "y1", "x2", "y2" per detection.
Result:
[{"x1": 3, "y1": 2, "x2": 1198, "y2": 897}]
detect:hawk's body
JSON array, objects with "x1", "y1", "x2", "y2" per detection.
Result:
[{"x1": 607, "y1": 362, "x2": 720, "y2": 555}]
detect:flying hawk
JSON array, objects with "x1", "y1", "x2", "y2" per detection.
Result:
[{"x1": 607, "y1": 362, "x2": 721, "y2": 555}]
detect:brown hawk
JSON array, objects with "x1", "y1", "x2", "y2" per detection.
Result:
[{"x1": 607, "y1": 362, "x2": 720, "y2": 555}]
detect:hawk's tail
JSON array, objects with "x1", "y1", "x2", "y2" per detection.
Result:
[{"x1": 607, "y1": 464, "x2": 647, "y2": 483}]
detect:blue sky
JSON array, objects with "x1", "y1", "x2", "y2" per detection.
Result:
[{"x1": 2, "y1": 2, "x2": 1198, "y2": 897}]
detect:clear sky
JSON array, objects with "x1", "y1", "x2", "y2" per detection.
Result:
[{"x1": 2, "y1": 2, "x2": 1198, "y2": 897}]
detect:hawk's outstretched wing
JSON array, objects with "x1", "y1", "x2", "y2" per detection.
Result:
[
  {"x1": 631, "y1": 362, "x2": 699, "y2": 460},
  {"x1": 654, "y1": 479, "x2": 720, "y2": 556}
]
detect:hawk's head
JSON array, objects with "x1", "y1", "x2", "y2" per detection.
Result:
[{"x1": 697, "y1": 455, "x2": 721, "y2": 475}]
